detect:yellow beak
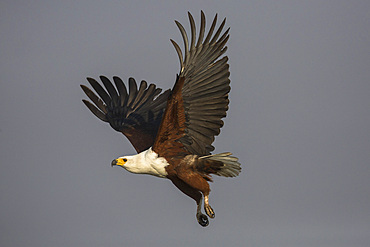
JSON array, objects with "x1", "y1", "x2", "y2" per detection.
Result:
[{"x1": 111, "y1": 158, "x2": 126, "y2": 167}]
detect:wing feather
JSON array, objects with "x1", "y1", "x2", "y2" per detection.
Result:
[
  {"x1": 100, "y1": 75, "x2": 119, "y2": 107},
  {"x1": 82, "y1": 100, "x2": 107, "y2": 122},
  {"x1": 80, "y1": 85, "x2": 107, "y2": 113},
  {"x1": 87, "y1": 77, "x2": 111, "y2": 106},
  {"x1": 127, "y1": 77, "x2": 138, "y2": 107},
  {"x1": 112, "y1": 76, "x2": 128, "y2": 106}
]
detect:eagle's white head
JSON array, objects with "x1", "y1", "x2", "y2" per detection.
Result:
[
  {"x1": 111, "y1": 148, "x2": 169, "y2": 178},
  {"x1": 111, "y1": 155, "x2": 140, "y2": 174}
]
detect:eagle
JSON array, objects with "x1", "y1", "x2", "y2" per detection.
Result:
[{"x1": 80, "y1": 11, "x2": 241, "y2": 227}]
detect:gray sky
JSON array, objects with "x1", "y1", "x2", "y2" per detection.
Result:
[{"x1": 1, "y1": 1, "x2": 370, "y2": 246}]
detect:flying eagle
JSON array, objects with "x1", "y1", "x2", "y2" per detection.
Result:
[{"x1": 80, "y1": 11, "x2": 241, "y2": 227}]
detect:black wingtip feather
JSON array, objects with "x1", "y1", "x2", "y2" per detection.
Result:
[
  {"x1": 82, "y1": 99, "x2": 108, "y2": 122},
  {"x1": 87, "y1": 77, "x2": 111, "y2": 106}
]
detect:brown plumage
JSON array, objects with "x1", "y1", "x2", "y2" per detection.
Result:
[{"x1": 81, "y1": 11, "x2": 241, "y2": 227}]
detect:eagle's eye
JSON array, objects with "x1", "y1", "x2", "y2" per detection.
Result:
[{"x1": 123, "y1": 158, "x2": 127, "y2": 162}]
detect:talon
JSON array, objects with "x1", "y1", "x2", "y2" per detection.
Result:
[
  {"x1": 204, "y1": 205, "x2": 215, "y2": 218},
  {"x1": 197, "y1": 213, "x2": 209, "y2": 227}
]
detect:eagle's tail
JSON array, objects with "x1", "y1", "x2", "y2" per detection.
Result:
[{"x1": 199, "y1": 152, "x2": 241, "y2": 178}]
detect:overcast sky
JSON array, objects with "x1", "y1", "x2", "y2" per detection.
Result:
[{"x1": 1, "y1": 1, "x2": 370, "y2": 246}]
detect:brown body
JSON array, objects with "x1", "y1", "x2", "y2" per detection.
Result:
[
  {"x1": 166, "y1": 155, "x2": 209, "y2": 205},
  {"x1": 166, "y1": 155, "x2": 211, "y2": 198}
]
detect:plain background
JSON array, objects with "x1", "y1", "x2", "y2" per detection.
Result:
[{"x1": 1, "y1": 1, "x2": 369, "y2": 246}]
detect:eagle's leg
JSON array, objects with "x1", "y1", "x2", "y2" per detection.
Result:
[
  {"x1": 204, "y1": 194, "x2": 215, "y2": 218},
  {"x1": 168, "y1": 175, "x2": 209, "y2": 227},
  {"x1": 196, "y1": 199, "x2": 209, "y2": 227}
]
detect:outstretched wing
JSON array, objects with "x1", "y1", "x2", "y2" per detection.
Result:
[
  {"x1": 81, "y1": 76, "x2": 171, "y2": 153},
  {"x1": 153, "y1": 11, "x2": 230, "y2": 157}
]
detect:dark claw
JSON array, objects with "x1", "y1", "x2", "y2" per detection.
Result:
[
  {"x1": 197, "y1": 214, "x2": 209, "y2": 227},
  {"x1": 205, "y1": 205, "x2": 215, "y2": 218}
]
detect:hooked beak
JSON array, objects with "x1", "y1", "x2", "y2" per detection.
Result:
[{"x1": 111, "y1": 158, "x2": 126, "y2": 167}]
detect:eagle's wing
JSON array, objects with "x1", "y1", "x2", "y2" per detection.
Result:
[
  {"x1": 153, "y1": 11, "x2": 230, "y2": 157},
  {"x1": 81, "y1": 76, "x2": 171, "y2": 153}
]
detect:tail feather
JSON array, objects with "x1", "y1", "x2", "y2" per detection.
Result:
[{"x1": 199, "y1": 152, "x2": 241, "y2": 177}]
